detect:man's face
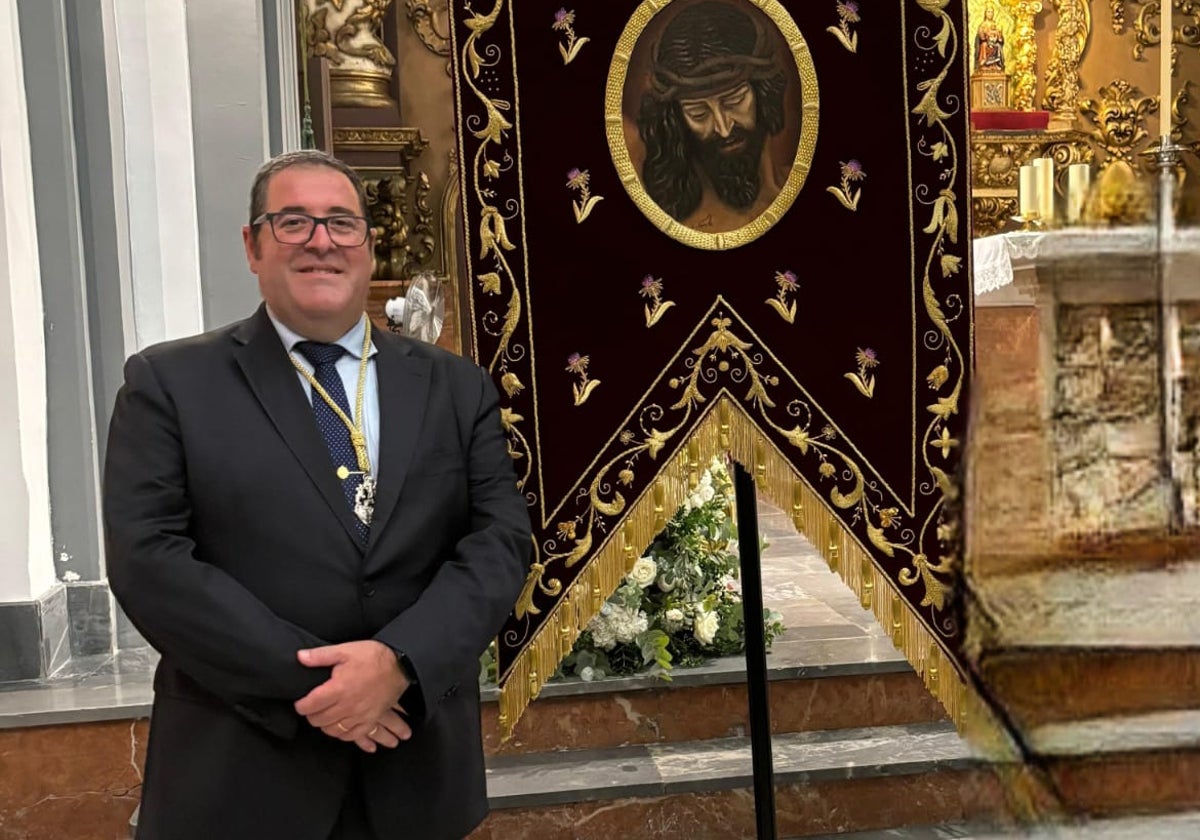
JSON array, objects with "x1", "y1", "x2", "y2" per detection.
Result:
[
  {"x1": 677, "y1": 81, "x2": 767, "y2": 211},
  {"x1": 242, "y1": 165, "x2": 373, "y2": 338},
  {"x1": 678, "y1": 82, "x2": 758, "y2": 153}
]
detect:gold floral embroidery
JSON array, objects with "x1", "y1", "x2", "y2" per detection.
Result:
[
  {"x1": 566, "y1": 168, "x2": 603, "y2": 223},
  {"x1": 639, "y1": 275, "x2": 675, "y2": 327},
  {"x1": 827, "y1": 159, "x2": 866, "y2": 211},
  {"x1": 566, "y1": 353, "x2": 601, "y2": 406},
  {"x1": 552, "y1": 7, "x2": 589, "y2": 65},
  {"x1": 827, "y1": 0, "x2": 860, "y2": 53},
  {"x1": 844, "y1": 347, "x2": 880, "y2": 398},
  {"x1": 766, "y1": 270, "x2": 799, "y2": 324}
]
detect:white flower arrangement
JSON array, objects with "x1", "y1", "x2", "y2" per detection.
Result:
[{"x1": 559, "y1": 455, "x2": 786, "y2": 681}]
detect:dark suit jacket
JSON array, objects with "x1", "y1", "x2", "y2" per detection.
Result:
[{"x1": 103, "y1": 305, "x2": 531, "y2": 840}]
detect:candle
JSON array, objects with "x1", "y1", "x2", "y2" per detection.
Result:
[
  {"x1": 1019, "y1": 164, "x2": 1038, "y2": 219},
  {"x1": 1066, "y1": 163, "x2": 1090, "y2": 224},
  {"x1": 1162, "y1": 0, "x2": 1173, "y2": 138},
  {"x1": 1033, "y1": 157, "x2": 1055, "y2": 223}
]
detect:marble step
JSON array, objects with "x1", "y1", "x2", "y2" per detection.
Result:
[
  {"x1": 799, "y1": 810, "x2": 1200, "y2": 838},
  {"x1": 470, "y1": 721, "x2": 1008, "y2": 838},
  {"x1": 966, "y1": 561, "x2": 1200, "y2": 731},
  {"x1": 481, "y1": 637, "x2": 947, "y2": 756}
]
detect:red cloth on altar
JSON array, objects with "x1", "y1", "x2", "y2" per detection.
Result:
[{"x1": 970, "y1": 110, "x2": 1051, "y2": 131}]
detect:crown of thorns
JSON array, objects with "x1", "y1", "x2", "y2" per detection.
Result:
[{"x1": 648, "y1": 13, "x2": 776, "y2": 101}]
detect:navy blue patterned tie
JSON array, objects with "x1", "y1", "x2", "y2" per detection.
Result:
[{"x1": 295, "y1": 341, "x2": 369, "y2": 543}]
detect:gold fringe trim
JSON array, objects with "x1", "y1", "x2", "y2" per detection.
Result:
[{"x1": 497, "y1": 396, "x2": 1019, "y2": 763}]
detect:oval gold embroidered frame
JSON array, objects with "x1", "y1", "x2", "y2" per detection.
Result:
[{"x1": 605, "y1": 0, "x2": 819, "y2": 251}]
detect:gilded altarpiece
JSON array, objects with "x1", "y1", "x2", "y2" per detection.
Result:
[
  {"x1": 968, "y1": 0, "x2": 1200, "y2": 236},
  {"x1": 450, "y1": 0, "x2": 1015, "y2": 745}
]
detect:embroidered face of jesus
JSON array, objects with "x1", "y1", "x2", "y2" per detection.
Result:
[{"x1": 635, "y1": 0, "x2": 790, "y2": 233}]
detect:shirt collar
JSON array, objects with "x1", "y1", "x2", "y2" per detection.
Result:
[{"x1": 266, "y1": 307, "x2": 378, "y2": 360}]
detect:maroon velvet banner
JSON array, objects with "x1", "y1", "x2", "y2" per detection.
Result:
[{"x1": 450, "y1": 0, "x2": 977, "y2": 735}]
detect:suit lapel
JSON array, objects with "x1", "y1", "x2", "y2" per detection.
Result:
[
  {"x1": 366, "y1": 333, "x2": 431, "y2": 555},
  {"x1": 232, "y1": 306, "x2": 366, "y2": 550}
]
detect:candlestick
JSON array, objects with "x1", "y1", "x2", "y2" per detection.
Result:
[
  {"x1": 1066, "y1": 163, "x2": 1090, "y2": 224},
  {"x1": 1161, "y1": 0, "x2": 1173, "y2": 138},
  {"x1": 1019, "y1": 164, "x2": 1038, "y2": 219},
  {"x1": 1033, "y1": 157, "x2": 1055, "y2": 224}
]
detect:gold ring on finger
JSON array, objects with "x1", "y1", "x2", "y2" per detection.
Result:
[
  {"x1": 336, "y1": 722, "x2": 349, "y2": 733},
  {"x1": 368, "y1": 725, "x2": 379, "y2": 737}
]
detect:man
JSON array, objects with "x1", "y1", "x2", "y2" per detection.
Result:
[
  {"x1": 636, "y1": 0, "x2": 792, "y2": 233},
  {"x1": 103, "y1": 150, "x2": 531, "y2": 839}
]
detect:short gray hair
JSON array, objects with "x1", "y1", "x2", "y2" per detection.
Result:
[{"x1": 247, "y1": 150, "x2": 369, "y2": 227}]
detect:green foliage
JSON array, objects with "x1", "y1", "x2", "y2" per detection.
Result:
[
  {"x1": 479, "y1": 457, "x2": 789, "y2": 687},
  {"x1": 562, "y1": 456, "x2": 786, "y2": 683}
]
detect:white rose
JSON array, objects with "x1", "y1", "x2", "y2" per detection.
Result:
[
  {"x1": 700, "y1": 485, "x2": 715, "y2": 503},
  {"x1": 579, "y1": 666, "x2": 595, "y2": 682},
  {"x1": 693, "y1": 609, "x2": 720, "y2": 645},
  {"x1": 627, "y1": 556, "x2": 658, "y2": 588},
  {"x1": 665, "y1": 608, "x2": 684, "y2": 622}
]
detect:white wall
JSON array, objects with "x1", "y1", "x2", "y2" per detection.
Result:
[{"x1": 0, "y1": 0, "x2": 55, "y2": 602}]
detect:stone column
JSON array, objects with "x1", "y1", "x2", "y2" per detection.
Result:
[{"x1": 0, "y1": 0, "x2": 66, "y2": 680}]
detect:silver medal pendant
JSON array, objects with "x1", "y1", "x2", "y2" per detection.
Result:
[{"x1": 354, "y1": 474, "x2": 376, "y2": 527}]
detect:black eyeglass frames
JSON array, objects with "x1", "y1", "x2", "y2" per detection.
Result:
[{"x1": 252, "y1": 212, "x2": 370, "y2": 247}]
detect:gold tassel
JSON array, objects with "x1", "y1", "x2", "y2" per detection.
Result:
[{"x1": 495, "y1": 397, "x2": 1017, "y2": 761}]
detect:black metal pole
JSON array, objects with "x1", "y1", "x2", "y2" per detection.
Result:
[{"x1": 733, "y1": 462, "x2": 776, "y2": 839}]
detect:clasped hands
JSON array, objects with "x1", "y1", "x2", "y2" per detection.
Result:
[{"x1": 295, "y1": 640, "x2": 412, "y2": 753}]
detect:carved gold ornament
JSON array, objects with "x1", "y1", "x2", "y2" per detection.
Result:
[
  {"x1": 1007, "y1": 0, "x2": 1042, "y2": 111},
  {"x1": 1043, "y1": 0, "x2": 1090, "y2": 119},
  {"x1": 1111, "y1": 0, "x2": 1127, "y2": 33},
  {"x1": 1124, "y1": 0, "x2": 1198, "y2": 63},
  {"x1": 1079, "y1": 79, "x2": 1160, "y2": 167},
  {"x1": 405, "y1": 0, "x2": 451, "y2": 57},
  {"x1": 971, "y1": 196, "x2": 1019, "y2": 237}
]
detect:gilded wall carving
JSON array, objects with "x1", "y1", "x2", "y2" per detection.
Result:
[
  {"x1": 405, "y1": 0, "x2": 451, "y2": 56},
  {"x1": 1079, "y1": 79, "x2": 1160, "y2": 167},
  {"x1": 1044, "y1": 0, "x2": 1091, "y2": 116}
]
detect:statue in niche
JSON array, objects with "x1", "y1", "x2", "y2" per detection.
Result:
[{"x1": 974, "y1": 2, "x2": 1006, "y2": 73}]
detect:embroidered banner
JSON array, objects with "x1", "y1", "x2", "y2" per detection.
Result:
[{"x1": 451, "y1": 0, "x2": 994, "y2": 740}]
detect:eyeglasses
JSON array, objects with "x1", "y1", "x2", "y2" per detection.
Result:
[{"x1": 253, "y1": 212, "x2": 370, "y2": 247}]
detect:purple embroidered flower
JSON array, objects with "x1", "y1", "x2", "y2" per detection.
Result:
[
  {"x1": 837, "y1": 1, "x2": 860, "y2": 23},
  {"x1": 552, "y1": 8, "x2": 575, "y2": 30},
  {"x1": 640, "y1": 274, "x2": 664, "y2": 298},
  {"x1": 855, "y1": 347, "x2": 879, "y2": 370},
  {"x1": 775, "y1": 270, "x2": 799, "y2": 292},
  {"x1": 566, "y1": 168, "x2": 589, "y2": 191},
  {"x1": 566, "y1": 353, "x2": 590, "y2": 375},
  {"x1": 840, "y1": 159, "x2": 866, "y2": 182}
]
